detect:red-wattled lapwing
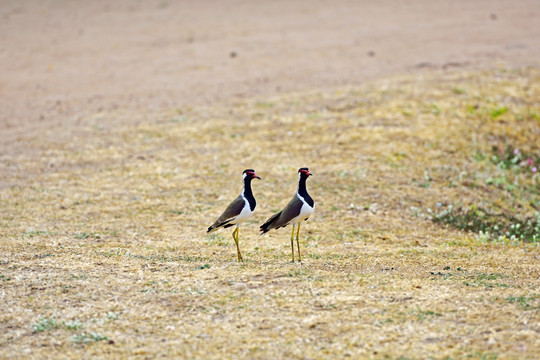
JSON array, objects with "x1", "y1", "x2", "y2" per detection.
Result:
[
  {"x1": 260, "y1": 167, "x2": 314, "y2": 262},
  {"x1": 207, "y1": 169, "x2": 261, "y2": 262}
]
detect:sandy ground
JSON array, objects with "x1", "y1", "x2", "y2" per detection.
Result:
[
  {"x1": 1, "y1": 0, "x2": 539, "y2": 141},
  {"x1": 1, "y1": 2, "x2": 540, "y2": 357}
]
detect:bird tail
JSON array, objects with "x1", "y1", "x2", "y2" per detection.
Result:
[
  {"x1": 208, "y1": 219, "x2": 234, "y2": 233},
  {"x1": 260, "y1": 211, "x2": 282, "y2": 234}
]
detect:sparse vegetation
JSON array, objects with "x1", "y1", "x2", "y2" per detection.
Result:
[
  {"x1": 63, "y1": 320, "x2": 84, "y2": 331},
  {"x1": 72, "y1": 332, "x2": 110, "y2": 345},
  {"x1": 32, "y1": 317, "x2": 86, "y2": 333},
  {"x1": 1, "y1": 68, "x2": 539, "y2": 358},
  {"x1": 433, "y1": 205, "x2": 540, "y2": 243},
  {"x1": 23, "y1": 230, "x2": 53, "y2": 238},
  {"x1": 74, "y1": 232, "x2": 101, "y2": 240},
  {"x1": 32, "y1": 317, "x2": 61, "y2": 333},
  {"x1": 505, "y1": 295, "x2": 540, "y2": 310}
]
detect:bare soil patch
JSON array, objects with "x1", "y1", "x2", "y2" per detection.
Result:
[{"x1": 1, "y1": 0, "x2": 539, "y2": 143}]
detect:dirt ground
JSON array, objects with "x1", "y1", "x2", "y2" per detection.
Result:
[{"x1": 1, "y1": 0, "x2": 539, "y2": 147}]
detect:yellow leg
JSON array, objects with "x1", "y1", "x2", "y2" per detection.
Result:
[
  {"x1": 232, "y1": 227, "x2": 243, "y2": 262},
  {"x1": 290, "y1": 224, "x2": 296, "y2": 262},
  {"x1": 296, "y1": 222, "x2": 302, "y2": 263}
]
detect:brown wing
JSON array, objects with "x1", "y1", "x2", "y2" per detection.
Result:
[
  {"x1": 260, "y1": 195, "x2": 303, "y2": 233},
  {"x1": 207, "y1": 195, "x2": 246, "y2": 233}
]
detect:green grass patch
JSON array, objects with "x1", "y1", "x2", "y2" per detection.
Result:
[
  {"x1": 505, "y1": 295, "x2": 540, "y2": 310},
  {"x1": 32, "y1": 317, "x2": 85, "y2": 332},
  {"x1": 433, "y1": 205, "x2": 539, "y2": 243},
  {"x1": 490, "y1": 106, "x2": 508, "y2": 118},
  {"x1": 72, "y1": 332, "x2": 110, "y2": 344},
  {"x1": 32, "y1": 317, "x2": 61, "y2": 332}
]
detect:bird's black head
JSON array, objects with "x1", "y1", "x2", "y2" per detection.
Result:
[
  {"x1": 243, "y1": 169, "x2": 261, "y2": 180},
  {"x1": 298, "y1": 167, "x2": 313, "y2": 178}
]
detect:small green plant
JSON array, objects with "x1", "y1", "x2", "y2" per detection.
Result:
[
  {"x1": 463, "y1": 272, "x2": 511, "y2": 288},
  {"x1": 63, "y1": 320, "x2": 84, "y2": 330},
  {"x1": 412, "y1": 307, "x2": 442, "y2": 321},
  {"x1": 430, "y1": 103, "x2": 441, "y2": 115},
  {"x1": 475, "y1": 273, "x2": 502, "y2": 281},
  {"x1": 70, "y1": 273, "x2": 88, "y2": 280},
  {"x1": 32, "y1": 317, "x2": 60, "y2": 332},
  {"x1": 72, "y1": 332, "x2": 109, "y2": 344},
  {"x1": 32, "y1": 317, "x2": 87, "y2": 332},
  {"x1": 74, "y1": 232, "x2": 101, "y2": 240},
  {"x1": 287, "y1": 268, "x2": 307, "y2": 277},
  {"x1": 490, "y1": 106, "x2": 508, "y2": 118},
  {"x1": 420, "y1": 171, "x2": 432, "y2": 188},
  {"x1": 23, "y1": 230, "x2": 51, "y2": 238},
  {"x1": 167, "y1": 210, "x2": 184, "y2": 215},
  {"x1": 466, "y1": 351, "x2": 499, "y2": 360},
  {"x1": 106, "y1": 312, "x2": 119, "y2": 320},
  {"x1": 505, "y1": 295, "x2": 540, "y2": 310}
]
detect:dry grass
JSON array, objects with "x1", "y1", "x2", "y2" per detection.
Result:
[{"x1": 1, "y1": 67, "x2": 539, "y2": 359}]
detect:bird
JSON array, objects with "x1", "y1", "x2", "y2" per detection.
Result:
[
  {"x1": 207, "y1": 169, "x2": 261, "y2": 262},
  {"x1": 260, "y1": 167, "x2": 314, "y2": 262}
]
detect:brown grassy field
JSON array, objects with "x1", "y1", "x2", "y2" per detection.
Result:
[{"x1": 1, "y1": 68, "x2": 539, "y2": 359}]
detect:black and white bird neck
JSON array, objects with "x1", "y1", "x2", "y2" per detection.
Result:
[
  {"x1": 241, "y1": 170, "x2": 257, "y2": 212},
  {"x1": 296, "y1": 167, "x2": 314, "y2": 210}
]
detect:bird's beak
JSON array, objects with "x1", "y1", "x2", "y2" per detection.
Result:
[
  {"x1": 254, "y1": 174, "x2": 261, "y2": 180},
  {"x1": 308, "y1": 171, "x2": 313, "y2": 176}
]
